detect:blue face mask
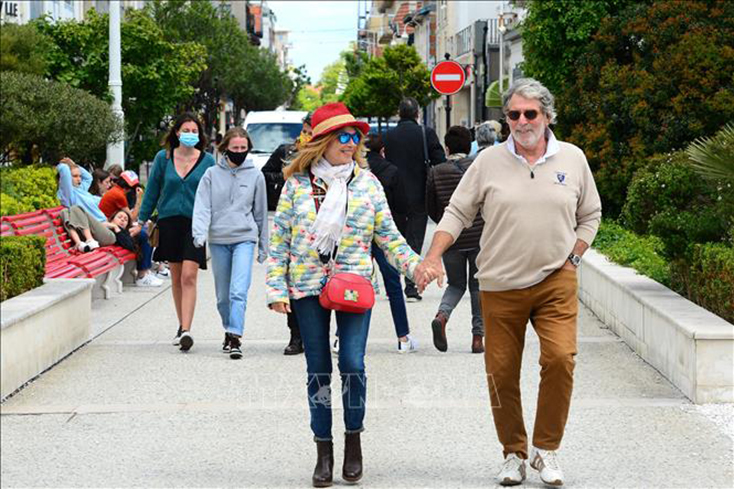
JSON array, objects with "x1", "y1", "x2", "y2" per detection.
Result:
[{"x1": 179, "y1": 132, "x2": 199, "y2": 148}]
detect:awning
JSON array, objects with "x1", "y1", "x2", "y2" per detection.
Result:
[{"x1": 485, "y1": 78, "x2": 509, "y2": 107}]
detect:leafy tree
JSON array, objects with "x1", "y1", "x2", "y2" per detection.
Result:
[
  {"x1": 287, "y1": 64, "x2": 312, "y2": 110},
  {"x1": 520, "y1": 0, "x2": 639, "y2": 97},
  {"x1": 319, "y1": 59, "x2": 348, "y2": 105},
  {"x1": 148, "y1": 0, "x2": 291, "y2": 131},
  {"x1": 0, "y1": 22, "x2": 51, "y2": 75},
  {"x1": 295, "y1": 86, "x2": 322, "y2": 112},
  {"x1": 554, "y1": 0, "x2": 734, "y2": 216},
  {"x1": 0, "y1": 71, "x2": 122, "y2": 165},
  {"x1": 34, "y1": 10, "x2": 206, "y2": 168},
  {"x1": 342, "y1": 44, "x2": 436, "y2": 120}
]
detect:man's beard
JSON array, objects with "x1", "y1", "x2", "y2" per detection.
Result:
[{"x1": 512, "y1": 125, "x2": 544, "y2": 149}]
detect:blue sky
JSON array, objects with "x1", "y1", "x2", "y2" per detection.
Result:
[{"x1": 268, "y1": 1, "x2": 360, "y2": 83}]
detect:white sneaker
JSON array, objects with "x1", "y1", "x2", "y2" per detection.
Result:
[
  {"x1": 155, "y1": 265, "x2": 170, "y2": 279},
  {"x1": 331, "y1": 337, "x2": 339, "y2": 355},
  {"x1": 77, "y1": 241, "x2": 90, "y2": 252},
  {"x1": 397, "y1": 334, "x2": 418, "y2": 353},
  {"x1": 530, "y1": 447, "x2": 564, "y2": 486},
  {"x1": 86, "y1": 239, "x2": 100, "y2": 250},
  {"x1": 136, "y1": 273, "x2": 163, "y2": 287},
  {"x1": 497, "y1": 453, "x2": 526, "y2": 486}
]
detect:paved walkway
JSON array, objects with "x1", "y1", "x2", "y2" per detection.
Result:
[{"x1": 2, "y1": 226, "x2": 733, "y2": 487}]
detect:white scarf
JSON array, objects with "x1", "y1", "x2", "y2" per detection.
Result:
[{"x1": 310, "y1": 157, "x2": 355, "y2": 256}]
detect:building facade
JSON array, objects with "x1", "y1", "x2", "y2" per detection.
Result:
[{"x1": 360, "y1": 0, "x2": 526, "y2": 139}]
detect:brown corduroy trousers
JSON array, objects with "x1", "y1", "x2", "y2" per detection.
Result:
[{"x1": 480, "y1": 268, "x2": 578, "y2": 460}]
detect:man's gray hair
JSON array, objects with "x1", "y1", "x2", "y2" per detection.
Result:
[
  {"x1": 502, "y1": 78, "x2": 557, "y2": 124},
  {"x1": 475, "y1": 122, "x2": 497, "y2": 147}
]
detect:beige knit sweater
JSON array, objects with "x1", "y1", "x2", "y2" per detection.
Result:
[{"x1": 435, "y1": 139, "x2": 602, "y2": 291}]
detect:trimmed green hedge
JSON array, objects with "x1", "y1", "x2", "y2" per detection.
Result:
[
  {"x1": 671, "y1": 243, "x2": 734, "y2": 324},
  {"x1": 593, "y1": 221, "x2": 671, "y2": 287},
  {"x1": 0, "y1": 235, "x2": 46, "y2": 302},
  {"x1": 0, "y1": 165, "x2": 59, "y2": 216}
]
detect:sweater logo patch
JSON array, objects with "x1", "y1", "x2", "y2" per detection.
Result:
[{"x1": 555, "y1": 171, "x2": 567, "y2": 185}]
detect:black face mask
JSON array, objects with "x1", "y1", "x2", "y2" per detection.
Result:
[{"x1": 226, "y1": 150, "x2": 249, "y2": 166}]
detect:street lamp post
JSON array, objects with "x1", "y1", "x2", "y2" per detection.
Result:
[{"x1": 106, "y1": 0, "x2": 125, "y2": 170}]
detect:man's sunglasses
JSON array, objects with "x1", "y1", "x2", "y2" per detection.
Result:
[
  {"x1": 507, "y1": 109, "x2": 539, "y2": 121},
  {"x1": 337, "y1": 132, "x2": 361, "y2": 145}
]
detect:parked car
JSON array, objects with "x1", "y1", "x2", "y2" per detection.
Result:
[{"x1": 243, "y1": 110, "x2": 307, "y2": 170}]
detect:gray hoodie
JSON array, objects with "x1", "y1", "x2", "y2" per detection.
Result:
[{"x1": 192, "y1": 157, "x2": 268, "y2": 262}]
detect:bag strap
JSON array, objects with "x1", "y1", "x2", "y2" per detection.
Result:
[
  {"x1": 452, "y1": 158, "x2": 467, "y2": 175},
  {"x1": 421, "y1": 125, "x2": 430, "y2": 167}
]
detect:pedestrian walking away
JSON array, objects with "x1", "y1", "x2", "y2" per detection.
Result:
[
  {"x1": 417, "y1": 78, "x2": 602, "y2": 487},
  {"x1": 262, "y1": 111, "x2": 313, "y2": 355},
  {"x1": 56, "y1": 158, "x2": 116, "y2": 252},
  {"x1": 425, "y1": 125, "x2": 485, "y2": 354},
  {"x1": 266, "y1": 102, "x2": 424, "y2": 487},
  {"x1": 138, "y1": 112, "x2": 215, "y2": 352},
  {"x1": 383, "y1": 96, "x2": 446, "y2": 302},
  {"x1": 365, "y1": 134, "x2": 417, "y2": 353},
  {"x1": 99, "y1": 170, "x2": 161, "y2": 287},
  {"x1": 192, "y1": 127, "x2": 268, "y2": 360}
]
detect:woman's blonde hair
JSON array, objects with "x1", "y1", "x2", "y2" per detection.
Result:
[{"x1": 283, "y1": 129, "x2": 367, "y2": 180}]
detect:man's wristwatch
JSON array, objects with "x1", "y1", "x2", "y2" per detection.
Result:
[{"x1": 567, "y1": 253, "x2": 582, "y2": 267}]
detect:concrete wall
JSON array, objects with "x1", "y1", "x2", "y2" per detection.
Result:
[
  {"x1": 1, "y1": 279, "x2": 94, "y2": 400},
  {"x1": 578, "y1": 250, "x2": 734, "y2": 404}
]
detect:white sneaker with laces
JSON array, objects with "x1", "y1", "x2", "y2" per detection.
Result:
[
  {"x1": 77, "y1": 242, "x2": 90, "y2": 252},
  {"x1": 86, "y1": 239, "x2": 100, "y2": 250},
  {"x1": 136, "y1": 273, "x2": 163, "y2": 287},
  {"x1": 397, "y1": 334, "x2": 418, "y2": 353},
  {"x1": 530, "y1": 447, "x2": 564, "y2": 486},
  {"x1": 155, "y1": 265, "x2": 170, "y2": 279},
  {"x1": 497, "y1": 453, "x2": 526, "y2": 486}
]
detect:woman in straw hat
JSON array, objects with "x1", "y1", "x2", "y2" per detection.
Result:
[{"x1": 266, "y1": 102, "x2": 426, "y2": 487}]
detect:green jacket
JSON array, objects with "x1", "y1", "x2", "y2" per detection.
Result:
[{"x1": 139, "y1": 149, "x2": 215, "y2": 222}]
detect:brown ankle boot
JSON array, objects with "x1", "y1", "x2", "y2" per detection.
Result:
[
  {"x1": 431, "y1": 312, "x2": 448, "y2": 352},
  {"x1": 312, "y1": 440, "x2": 333, "y2": 487},
  {"x1": 342, "y1": 432, "x2": 363, "y2": 483},
  {"x1": 471, "y1": 334, "x2": 484, "y2": 354}
]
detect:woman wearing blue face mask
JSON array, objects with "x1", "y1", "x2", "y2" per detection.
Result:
[{"x1": 139, "y1": 112, "x2": 215, "y2": 352}]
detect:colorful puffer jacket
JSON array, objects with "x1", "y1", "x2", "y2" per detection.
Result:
[{"x1": 266, "y1": 165, "x2": 420, "y2": 305}]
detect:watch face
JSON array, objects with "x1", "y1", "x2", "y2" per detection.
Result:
[{"x1": 570, "y1": 255, "x2": 581, "y2": 266}]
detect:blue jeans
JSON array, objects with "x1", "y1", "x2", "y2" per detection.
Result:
[
  {"x1": 137, "y1": 225, "x2": 153, "y2": 271},
  {"x1": 371, "y1": 242, "x2": 409, "y2": 338},
  {"x1": 292, "y1": 296, "x2": 371, "y2": 441},
  {"x1": 209, "y1": 241, "x2": 255, "y2": 337}
]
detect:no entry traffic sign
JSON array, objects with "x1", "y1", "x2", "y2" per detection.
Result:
[{"x1": 431, "y1": 60, "x2": 466, "y2": 95}]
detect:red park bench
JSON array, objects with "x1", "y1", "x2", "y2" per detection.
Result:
[{"x1": 1, "y1": 206, "x2": 137, "y2": 299}]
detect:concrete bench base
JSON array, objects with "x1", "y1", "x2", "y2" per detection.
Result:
[
  {"x1": 1, "y1": 279, "x2": 94, "y2": 400},
  {"x1": 579, "y1": 250, "x2": 733, "y2": 404}
]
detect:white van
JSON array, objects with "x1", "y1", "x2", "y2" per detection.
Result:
[{"x1": 243, "y1": 110, "x2": 307, "y2": 170}]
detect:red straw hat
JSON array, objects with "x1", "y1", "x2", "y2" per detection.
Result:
[{"x1": 311, "y1": 102, "x2": 370, "y2": 140}]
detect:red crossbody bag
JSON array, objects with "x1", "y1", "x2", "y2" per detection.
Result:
[{"x1": 310, "y1": 173, "x2": 375, "y2": 314}]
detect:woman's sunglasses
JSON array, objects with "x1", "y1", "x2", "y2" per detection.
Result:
[
  {"x1": 507, "y1": 109, "x2": 539, "y2": 121},
  {"x1": 337, "y1": 132, "x2": 362, "y2": 145}
]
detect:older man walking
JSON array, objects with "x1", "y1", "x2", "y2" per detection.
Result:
[{"x1": 416, "y1": 78, "x2": 602, "y2": 486}]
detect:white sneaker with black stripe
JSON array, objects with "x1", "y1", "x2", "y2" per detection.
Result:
[
  {"x1": 172, "y1": 326, "x2": 183, "y2": 346},
  {"x1": 397, "y1": 335, "x2": 418, "y2": 353}
]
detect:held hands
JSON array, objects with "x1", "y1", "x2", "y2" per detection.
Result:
[
  {"x1": 270, "y1": 302, "x2": 291, "y2": 314},
  {"x1": 414, "y1": 255, "x2": 445, "y2": 293}
]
